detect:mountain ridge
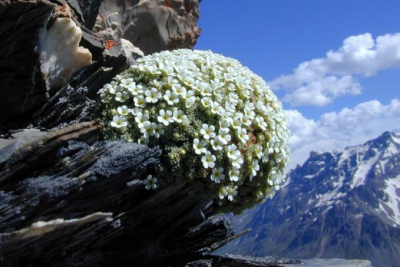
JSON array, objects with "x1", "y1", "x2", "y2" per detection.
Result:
[{"x1": 221, "y1": 131, "x2": 400, "y2": 267}]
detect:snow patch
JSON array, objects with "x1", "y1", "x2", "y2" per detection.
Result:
[
  {"x1": 350, "y1": 148, "x2": 381, "y2": 189},
  {"x1": 380, "y1": 175, "x2": 400, "y2": 226}
]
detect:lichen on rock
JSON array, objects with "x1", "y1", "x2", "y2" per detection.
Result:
[{"x1": 98, "y1": 49, "x2": 291, "y2": 214}]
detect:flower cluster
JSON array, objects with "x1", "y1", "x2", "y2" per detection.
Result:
[{"x1": 99, "y1": 49, "x2": 290, "y2": 213}]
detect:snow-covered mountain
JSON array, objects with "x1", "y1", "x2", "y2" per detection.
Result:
[{"x1": 220, "y1": 132, "x2": 400, "y2": 267}]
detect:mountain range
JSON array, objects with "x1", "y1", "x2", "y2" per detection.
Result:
[{"x1": 220, "y1": 132, "x2": 400, "y2": 267}]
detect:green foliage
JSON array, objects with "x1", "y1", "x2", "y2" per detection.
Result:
[{"x1": 98, "y1": 49, "x2": 291, "y2": 213}]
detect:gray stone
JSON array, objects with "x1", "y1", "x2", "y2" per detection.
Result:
[{"x1": 93, "y1": 0, "x2": 201, "y2": 55}]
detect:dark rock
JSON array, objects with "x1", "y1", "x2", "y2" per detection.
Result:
[
  {"x1": 0, "y1": 121, "x2": 240, "y2": 267},
  {"x1": 93, "y1": 0, "x2": 201, "y2": 55},
  {"x1": 207, "y1": 254, "x2": 301, "y2": 267},
  {"x1": 76, "y1": 0, "x2": 103, "y2": 30},
  {"x1": 0, "y1": 0, "x2": 53, "y2": 132},
  {"x1": 31, "y1": 47, "x2": 130, "y2": 129}
]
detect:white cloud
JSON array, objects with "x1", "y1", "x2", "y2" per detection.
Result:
[
  {"x1": 282, "y1": 76, "x2": 361, "y2": 106},
  {"x1": 271, "y1": 32, "x2": 400, "y2": 107},
  {"x1": 286, "y1": 99, "x2": 400, "y2": 170}
]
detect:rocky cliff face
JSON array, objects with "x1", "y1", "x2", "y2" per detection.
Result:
[
  {"x1": 0, "y1": 0, "x2": 200, "y2": 132},
  {"x1": 221, "y1": 132, "x2": 400, "y2": 267},
  {"x1": 93, "y1": 0, "x2": 201, "y2": 55}
]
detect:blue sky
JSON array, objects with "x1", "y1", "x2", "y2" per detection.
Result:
[{"x1": 195, "y1": 0, "x2": 400, "y2": 169}]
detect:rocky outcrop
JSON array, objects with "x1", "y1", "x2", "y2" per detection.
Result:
[
  {"x1": 0, "y1": 121, "x2": 210, "y2": 266},
  {"x1": 0, "y1": 0, "x2": 199, "y2": 132},
  {"x1": 0, "y1": 0, "x2": 131, "y2": 132},
  {"x1": 93, "y1": 0, "x2": 201, "y2": 55},
  {"x1": 0, "y1": 121, "x2": 301, "y2": 266}
]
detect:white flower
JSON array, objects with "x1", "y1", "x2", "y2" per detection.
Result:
[
  {"x1": 219, "y1": 119, "x2": 230, "y2": 131},
  {"x1": 115, "y1": 91, "x2": 129, "y2": 102},
  {"x1": 145, "y1": 65, "x2": 160, "y2": 75},
  {"x1": 111, "y1": 115, "x2": 128, "y2": 128},
  {"x1": 225, "y1": 103, "x2": 235, "y2": 113},
  {"x1": 201, "y1": 151, "x2": 216, "y2": 169},
  {"x1": 131, "y1": 108, "x2": 141, "y2": 116},
  {"x1": 211, "y1": 137, "x2": 224, "y2": 151},
  {"x1": 229, "y1": 167, "x2": 240, "y2": 182},
  {"x1": 140, "y1": 121, "x2": 156, "y2": 138},
  {"x1": 200, "y1": 124, "x2": 216, "y2": 140},
  {"x1": 183, "y1": 76, "x2": 196, "y2": 87},
  {"x1": 135, "y1": 112, "x2": 150, "y2": 128},
  {"x1": 241, "y1": 115, "x2": 251, "y2": 126},
  {"x1": 154, "y1": 124, "x2": 165, "y2": 138},
  {"x1": 221, "y1": 110, "x2": 232, "y2": 121},
  {"x1": 164, "y1": 90, "x2": 179, "y2": 105},
  {"x1": 134, "y1": 95, "x2": 146, "y2": 107},
  {"x1": 218, "y1": 129, "x2": 231, "y2": 145},
  {"x1": 184, "y1": 93, "x2": 196, "y2": 108},
  {"x1": 231, "y1": 117, "x2": 242, "y2": 129},
  {"x1": 262, "y1": 148, "x2": 269, "y2": 162},
  {"x1": 173, "y1": 109, "x2": 185, "y2": 123},
  {"x1": 181, "y1": 115, "x2": 191, "y2": 125},
  {"x1": 224, "y1": 72, "x2": 235, "y2": 81},
  {"x1": 138, "y1": 136, "x2": 149, "y2": 145},
  {"x1": 172, "y1": 84, "x2": 186, "y2": 96},
  {"x1": 199, "y1": 82, "x2": 212, "y2": 96},
  {"x1": 143, "y1": 175, "x2": 157, "y2": 190},
  {"x1": 167, "y1": 76, "x2": 179, "y2": 86},
  {"x1": 219, "y1": 187, "x2": 228, "y2": 199},
  {"x1": 117, "y1": 105, "x2": 130, "y2": 116},
  {"x1": 256, "y1": 116, "x2": 268, "y2": 130},
  {"x1": 201, "y1": 97, "x2": 212, "y2": 107},
  {"x1": 104, "y1": 83, "x2": 120, "y2": 95},
  {"x1": 120, "y1": 78, "x2": 135, "y2": 88},
  {"x1": 183, "y1": 90, "x2": 195, "y2": 102},
  {"x1": 228, "y1": 93, "x2": 239, "y2": 105},
  {"x1": 210, "y1": 102, "x2": 220, "y2": 114},
  {"x1": 211, "y1": 167, "x2": 225, "y2": 183},
  {"x1": 227, "y1": 144, "x2": 240, "y2": 160},
  {"x1": 114, "y1": 75, "x2": 123, "y2": 83},
  {"x1": 232, "y1": 155, "x2": 244, "y2": 169},
  {"x1": 244, "y1": 107, "x2": 255, "y2": 118},
  {"x1": 227, "y1": 83, "x2": 236, "y2": 91},
  {"x1": 250, "y1": 160, "x2": 260, "y2": 180},
  {"x1": 237, "y1": 127, "x2": 249, "y2": 143},
  {"x1": 193, "y1": 138, "x2": 207, "y2": 155},
  {"x1": 226, "y1": 186, "x2": 238, "y2": 201},
  {"x1": 254, "y1": 144, "x2": 263, "y2": 159},
  {"x1": 128, "y1": 84, "x2": 143, "y2": 96},
  {"x1": 175, "y1": 66, "x2": 189, "y2": 79},
  {"x1": 145, "y1": 88, "x2": 162, "y2": 103},
  {"x1": 210, "y1": 79, "x2": 224, "y2": 90},
  {"x1": 157, "y1": 109, "x2": 173, "y2": 125}
]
